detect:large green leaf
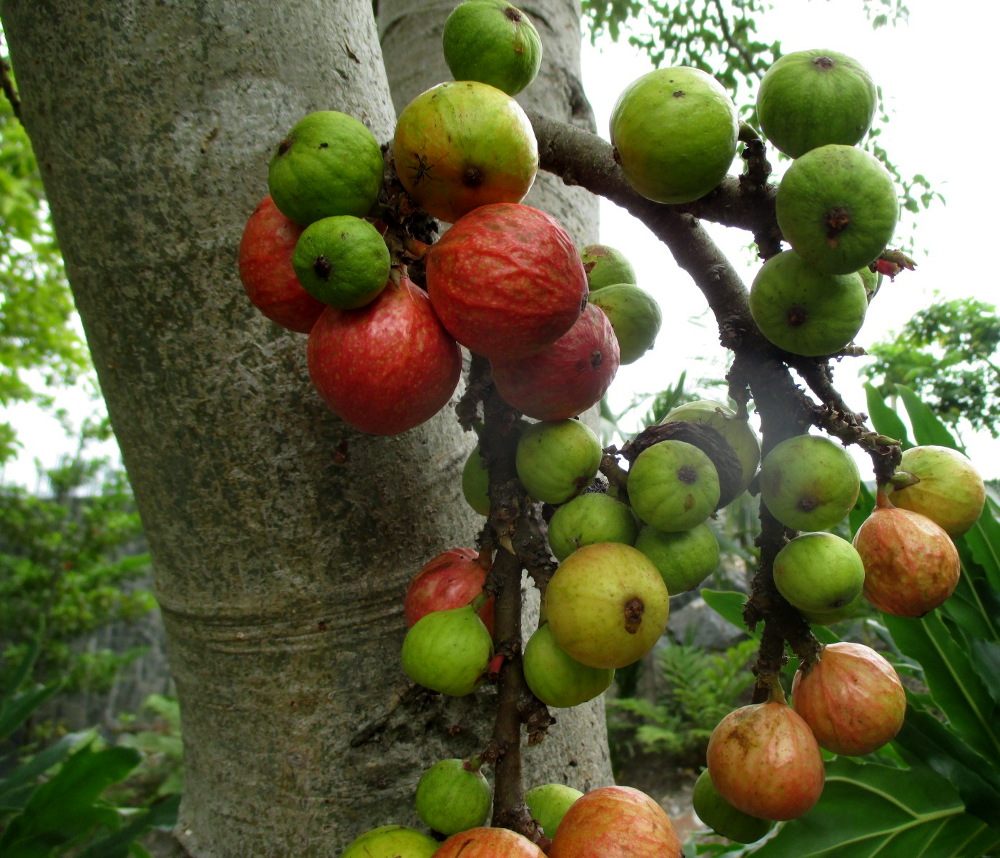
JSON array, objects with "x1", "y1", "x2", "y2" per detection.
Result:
[
  {"x1": 882, "y1": 611, "x2": 1000, "y2": 764},
  {"x1": 863, "y1": 382, "x2": 909, "y2": 447},
  {"x1": 0, "y1": 733, "x2": 78, "y2": 813},
  {"x1": 962, "y1": 496, "x2": 1000, "y2": 592},
  {"x1": 745, "y1": 757, "x2": 1000, "y2": 858},
  {"x1": 896, "y1": 385, "x2": 960, "y2": 449}
]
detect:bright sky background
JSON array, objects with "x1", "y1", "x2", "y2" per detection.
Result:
[{"x1": 2, "y1": 0, "x2": 998, "y2": 490}]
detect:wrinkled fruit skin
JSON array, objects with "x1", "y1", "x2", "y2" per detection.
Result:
[
  {"x1": 853, "y1": 501, "x2": 961, "y2": 617},
  {"x1": 404, "y1": 548, "x2": 495, "y2": 634},
  {"x1": 393, "y1": 82, "x2": 538, "y2": 224},
  {"x1": 887, "y1": 445, "x2": 986, "y2": 537},
  {"x1": 307, "y1": 277, "x2": 461, "y2": 436},
  {"x1": 523, "y1": 622, "x2": 615, "y2": 708},
  {"x1": 414, "y1": 758, "x2": 492, "y2": 836},
  {"x1": 434, "y1": 826, "x2": 546, "y2": 858},
  {"x1": 548, "y1": 785, "x2": 683, "y2": 858},
  {"x1": 491, "y1": 302, "x2": 620, "y2": 420},
  {"x1": 400, "y1": 604, "x2": 493, "y2": 696},
  {"x1": 525, "y1": 783, "x2": 584, "y2": 839},
  {"x1": 758, "y1": 433, "x2": 860, "y2": 532},
  {"x1": 691, "y1": 769, "x2": 774, "y2": 844},
  {"x1": 707, "y1": 700, "x2": 825, "y2": 821},
  {"x1": 792, "y1": 642, "x2": 906, "y2": 756},
  {"x1": 425, "y1": 203, "x2": 587, "y2": 360},
  {"x1": 339, "y1": 824, "x2": 439, "y2": 858},
  {"x1": 756, "y1": 49, "x2": 877, "y2": 158},
  {"x1": 442, "y1": 0, "x2": 543, "y2": 96},
  {"x1": 545, "y1": 542, "x2": 669, "y2": 670},
  {"x1": 238, "y1": 195, "x2": 324, "y2": 333}
]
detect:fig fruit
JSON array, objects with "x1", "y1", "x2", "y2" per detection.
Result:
[
  {"x1": 462, "y1": 444, "x2": 491, "y2": 516},
  {"x1": 442, "y1": 0, "x2": 542, "y2": 96},
  {"x1": 707, "y1": 697, "x2": 825, "y2": 821},
  {"x1": 237, "y1": 195, "x2": 324, "y2": 333},
  {"x1": 339, "y1": 824, "x2": 438, "y2": 858},
  {"x1": 393, "y1": 82, "x2": 537, "y2": 224},
  {"x1": 627, "y1": 440, "x2": 721, "y2": 532},
  {"x1": 589, "y1": 282, "x2": 662, "y2": 364},
  {"x1": 547, "y1": 492, "x2": 639, "y2": 561},
  {"x1": 404, "y1": 547, "x2": 494, "y2": 634},
  {"x1": 776, "y1": 144, "x2": 899, "y2": 275},
  {"x1": 791, "y1": 641, "x2": 906, "y2": 756},
  {"x1": 610, "y1": 66, "x2": 738, "y2": 205},
  {"x1": 749, "y1": 250, "x2": 868, "y2": 356},
  {"x1": 660, "y1": 399, "x2": 760, "y2": 496},
  {"x1": 525, "y1": 782, "x2": 584, "y2": 839},
  {"x1": 887, "y1": 445, "x2": 986, "y2": 537},
  {"x1": 853, "y1": 490, "x2": 961, "y2": 617},
  {"x1": 400, "y1": 604, "x2": 493, "y2": 696},
  {"x1": 434, "y1": 827, "x2": 546, "y2": 858},
  {"x1": 756, "y1": 49, "x2": 877, "y2": 158},
  {"x1": 633, "y1": 521, "x2": 720, "y2": 595},
  {"x1": 759, "y1": 433, "x2": 860, "y2": 532},
  {"x1": 580, "y1": 243, "x2": 637, "y2": 291},
  {"x1": 772, "y1": 531, "x2": 866, "y2": 615},
  {"x1": 307, "y1": 277, "x2": 461, "y2": 436},
  {"x1": 523, "y1": 622, "x2": 615, "y2": 708},
  {"x1": 691, "y1": 768, "x2": 774, "y2": 844},
  {"x1": 414, "y1": 757, "x2": 492, "y2": 836},
  {"x1": 515, "y1": 418, "x2": 602, "y2": 504},
  {"x1": 292, "y1": 215, "x2": 390, "y2": 309},
  {"x1": 268, "y1": 110, "x2": 383, "y2": 226},
  {"x1": 544, "y1": 542, "x2": 669, "y2": 669},
  {"x1": 548, "y1": 785, "x2": 683, "y2": 858},
  {"x1": 491, "y1": 302, "x2": 620, "y2": 420},
  {"x1": 425, "y1": 203, "x2": 587, "y2": 361}
]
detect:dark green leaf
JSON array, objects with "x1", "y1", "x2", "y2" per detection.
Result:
[
  {"x1": 0, "y1": 733, "x2": 77, "y2": 812},
  {"x1": 896, "y1": 386, "x2": 960, "y2": 448},
  {"x1": 75, "y1": 794, "x2": 181, "y2": 858},
  {"x1": 863, "y1": 382, "x2": 909, "y2": 446}
]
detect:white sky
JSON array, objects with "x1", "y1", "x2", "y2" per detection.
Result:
[{"x1": 3, "y1": 0, "x2": 998, "y2": 489}]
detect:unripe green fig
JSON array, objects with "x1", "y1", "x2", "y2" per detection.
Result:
[
  {"x1": 887, "y1": 445, "x2": 986, "y2": 537},
  {"x1": 759, "y1": 434, "x2": 860, "y2": 532},
  {"x1": 401, "y1": 605, "x2": 493, "y2": 696},
  {"x1": 268, "y1": 110, "x2": 383, "y2": 226},
  {"x1": 339, "y1": 824, "x2": 439, "y2": 858},
  {"x1": 547, "y1": 492, "x2": 638, "y2": 561},
  {"x1": 756, "y1": 49, "x2": 877, "y2": 158},
  {"x1": 580, "y1": 243, "x2": 637, "y2": 291},
  {"x1": 523, "y1": 622, "x2": 615, "y2": 708},
  {"x1": 525, "y1": 782, "x2": 584, "y2": 839},
  {"x1": 589, "y1": 282, "x2": 662, "y2": 364},
  {"x1": 292, "y1": 215, "x2": 390, "y2": 309},
  {"x1": 692, "y1": 769, "x2": 774, "y2": 844},
  {"x1": 772, "y1": 531, "x2": 865, "y2": 614},
  {"x1": 634, "y1": 521, "x2": 720, "y2": 595},
  {"x1": 442, "y1": 0, "x2": 542, "y2": 96},
  {"x1": 515, "y1": 419, "x2": 602, "y2": 504},
  {"x1": 414, "y1": 758, "x2": 492, "y2": 835},
  {"x1": 462, "y1": 444, "x2": 491, "y2": 516},
  {"x1": 627, "y1": 440, "x2": 721, "y2": 532}
]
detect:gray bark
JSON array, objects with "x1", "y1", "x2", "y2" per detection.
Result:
[{"x1": 0, "y1": 0, "x2": 611, "y2": 855}]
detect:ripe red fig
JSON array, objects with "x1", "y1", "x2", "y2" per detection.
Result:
[
  {"x1": 791, "y1": 641, "x2": 906, "y2": 756},
  {"x1": 853, "y1": 489, "x2": 961, "y2": 617},
  {"x1": 404, "y1": 548, "x2": 495, "y2": 634},
  {"x1": 491, "y1": 302, "x2": 620, "y2": 420},
  {"x1": 425, "y1": 203, "x2": 587, "y2": 361},
  {"x1": 887, "y1": 445, "x2": 986, "y2": 537},
  {"x1": 307, "y1": 277, "x2": 462, "y2": 436},
  {"x1": 706, "y1": 693, "x2": 825, "y2": 821}
]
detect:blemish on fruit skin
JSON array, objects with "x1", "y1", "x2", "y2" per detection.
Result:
[
  {"x1": 673, "y1": 90, "x2": 685, "y2": 98},
  {"x1": 677, "y1": 464, "x2": 698, "y2": 485},
  {"x1": 277, "y1": 136, "x2": 293, "y2": 156},
  {"x1": 623, "y1": 597, "x2": 645, "y2": 634}
]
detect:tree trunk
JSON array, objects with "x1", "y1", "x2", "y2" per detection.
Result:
[{"x1": 0, "y1": 1, "x2": 611, "y2": 854}]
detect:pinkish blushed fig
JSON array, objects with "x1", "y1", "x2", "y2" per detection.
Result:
[
  {"x1": 773, "y1": 531, "x2": 865, "y2": 615},
  {"x1": 435, "y1": 827, "x2": 546, "y2": 858},
  {"x1": 544, "y1": 542, "x2": 669, "y2": 670},
  {"x1": 425, "y1": 203, "x2": 586, "y2": 361},
  {"x1": 414, "y1": 757, "x2": 492, "y2": 836},
  {"x1": 887, "y1": 445, "x2": 986, "y2": 537},
  {"x1": 404, "y1": 548, "x2": 494, "y2": 634},
  {"x1": 706, "y1": 696, "x2": 825, "y2": 821},
  {"x1": 853, "y1": 489, "x2": 961, "y2": 617},
  {"x1": 791, "y1": 641, "x2": 906, "y2": 756},
  {"x1": 515, "y1": 418, "x2": 602, "y2": 504},
  {"x1": 547, "y1": 492, "x2": 639, "y2": 561},
  {"x1": 523, "y1": 622, "x2": 615, "y2": 708},
  {"x1": 491, "y1": 302, "x2": 620, "y2": 420},
  {"x1": 401, "y1": 604, "x2": 493, "y2": 696},
  {"x1": 627, "y1": 440, "x2": 720, "y2": 532}
]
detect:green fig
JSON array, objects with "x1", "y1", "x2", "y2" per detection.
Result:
[
  {"x1": 547, "y1": 492, "x2": 638, "y2": 561},
  {"x1": 415, "y1": 758, "x2": 492, "y2": 836},
  {"x1": 515, "y1": 419, "x2": 602, "y2": 504},
  {"x1": 627, "y1": 440, "x2": 721, "y2": 532},
  {"x1": 401, "y1": 604, "x2": 493, "y2": 696},
  {"x1": 292, "y1": 215, "x2": 390, "y2": 309},
  {"x1": 589, "y1": 282, "x2": 662, "y2": 364}
]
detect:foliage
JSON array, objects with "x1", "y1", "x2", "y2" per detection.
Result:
[
  {"x1": 862, "y1": 296, "x2": 1000, "y2": 438},
  {"x1": 0, "y1": 436, "x2": 153, "y2": 704},
  {"x1": 608, "y1": 637, "x2": 758, "y2": 767},
  {"x1": 110, "y1": 694, "x2": 184, "y2": 806},
  {"x1": 0, "y1": 38, "x2": 91, "y2": 465},
  {"x1": 0, "y1": 641, "x2": 180, "y2": 858},
  {"x1": 694, "y1": 387, "x2": 1000, "y2": 857}
]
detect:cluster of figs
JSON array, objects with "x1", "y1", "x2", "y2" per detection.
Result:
[{"x1": 235, "y1": 0, "x2": 988, "y2": 853}]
